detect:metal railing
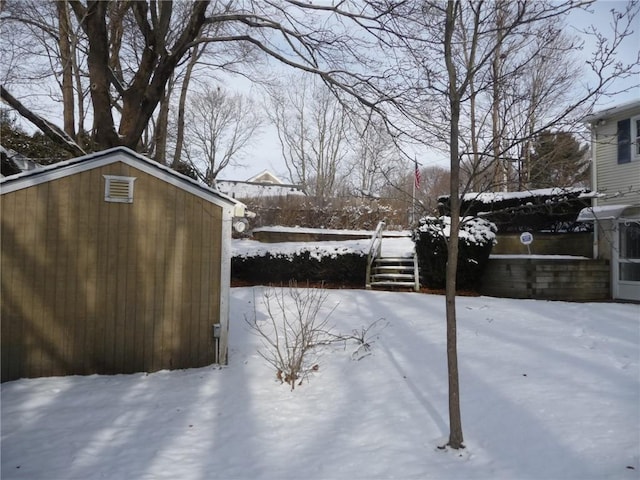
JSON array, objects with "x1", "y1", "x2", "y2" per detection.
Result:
[{"x1": 366, "y1": 221, "x2": 385, "y2": 289}]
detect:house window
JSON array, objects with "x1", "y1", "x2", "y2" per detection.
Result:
[
  {"x1": 635, "y1": 116, "x2": 640, "y2": 157},
  {"x1": 618, "y1": 116, "x2": 640, "y2": 164},
  {"x1": 619, "y1": 221, "x2": 640, "y2": 282},
  {"x1": 104, "y1": 175, "x2": 136, "y2": 203}
]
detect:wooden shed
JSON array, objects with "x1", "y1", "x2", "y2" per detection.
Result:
[{"x1": 1, "y1": 147, "x2": 244, "y2": 382}]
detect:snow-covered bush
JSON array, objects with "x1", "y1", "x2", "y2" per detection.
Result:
[{"x1": 412, "y1": 216, "x2": 497, "y2": 290}]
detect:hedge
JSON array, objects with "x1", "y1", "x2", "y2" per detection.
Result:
[
  {"x1": 412, "y1": 216, "x2": 497, "y2": 290},
  {"x1": 232, "y1": 251, "x2": 367, "y2": 286}
]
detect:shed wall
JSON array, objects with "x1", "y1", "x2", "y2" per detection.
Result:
[{"x1": 1, "y1": 162, "x2": 223, "y2": 381}]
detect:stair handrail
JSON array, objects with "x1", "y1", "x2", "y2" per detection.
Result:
[
  {"x1": 413, "y1": 251, "x2": 420, "y2": 292},
  {"x1": 366, "y1": 221, "x2": 385, "y2": 288}
]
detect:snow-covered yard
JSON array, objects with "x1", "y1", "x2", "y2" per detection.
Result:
[{"x1": 2, "y1": 287, "x2": 638, "y2": 480}]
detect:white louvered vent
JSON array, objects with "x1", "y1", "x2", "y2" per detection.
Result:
[{"x1": 104, "y1": 175, "x2": 136, "y2": 203}]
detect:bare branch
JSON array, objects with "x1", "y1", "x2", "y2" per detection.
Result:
[{"x1": 1, "y1": 85, "x2": 86, "y2": 157}]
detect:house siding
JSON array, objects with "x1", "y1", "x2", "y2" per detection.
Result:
[
  {"x1": 1, "y1": 162, "x2": 224, "y2": 381},
  {"x1": 593, "y1": 109, "x2": 640, "y2": 207}
]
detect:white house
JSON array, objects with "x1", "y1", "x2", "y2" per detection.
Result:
[
  {"x1": 215, "y1": 170, "x2": 305, "y2": 199},
  {"x1": 579, "y1": 100, "x2": 640, "y2": 302}
]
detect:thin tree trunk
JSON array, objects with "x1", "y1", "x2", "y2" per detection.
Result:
[
  {"x1": 57, "y1": 0, "x2": 76, "y2": 138},
  {"x1": 492, "y1": 1, "x2": 505, "y2": 191},
  {"x1": 444, "y1": 0, "x2": 464, "y2": 450},
  {"x1": 172, "y1": 45, "x2": 203, "y2": 168},
  {"x1": 71, "y1": 33, "x2": 87, "y2": 141},
  {"x1": 154, "y1": 77, "x2": 172, "y2": 164}
]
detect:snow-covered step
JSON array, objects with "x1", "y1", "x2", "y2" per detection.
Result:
[{"x1": 368, "y1": 280, "x2": 417, "y2": 289}]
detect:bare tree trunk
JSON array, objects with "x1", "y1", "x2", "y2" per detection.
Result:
[
  {"x1": 71, "y1": 0, "x2": 119, "y2": 147},
  {"x1": 153, "y1": 77, "x2": 173, "y2": 164},
  {"x1": 491, "y1": 1, "x2": 505, "y2": 191},
  {"x1": 57, "y1": 0, "x2": 76, "y2": 138},
  {"x1": 444, "y1": 0, "x2": 464, "y2": 450},
  {"x1": 71, "y1": 31, "x2": 87, "y2": 141},
  {"x1": 172, "y1": 45, "x2": 203, "y2": 168}
]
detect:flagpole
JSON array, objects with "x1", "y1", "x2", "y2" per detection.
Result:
[{"x1": 412, "y1": 164, "x2": 416, "y2": 225}]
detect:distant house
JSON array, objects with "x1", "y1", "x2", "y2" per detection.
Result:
[
  {"x1": 579, "y1": 100, "x2": 640, "y2": 302},
  {"x1": 1, "y1": 147, "x2": 245, "y2": 382},
  {"x1": 215, "y1": 169, "x2": 305, "y2": 199}
]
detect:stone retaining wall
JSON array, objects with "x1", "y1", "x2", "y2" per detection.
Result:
[
  {"x1": 493, "y1": 232, "x2": 592, "y2": 257},
  {"x1": 480, "y1": 258, "x2": 610, "y2": 301}
]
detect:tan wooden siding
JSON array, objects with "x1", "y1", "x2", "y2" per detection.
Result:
[
  {"x1": 1, "y1": 162, "x2": 224, "y2": 382},
  {"x1": 594, "y1": 113, "x2": 640, "y2": 207}
]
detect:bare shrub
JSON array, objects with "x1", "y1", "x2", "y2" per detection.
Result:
[
  {"x1": 332, "y1": 317, "x2": 389, "y2": 361},
  {"x1": 246, "y1": 282, "x2": 338, "y2": 390}
]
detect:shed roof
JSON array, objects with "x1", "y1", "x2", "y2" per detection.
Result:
[{"x1": 0, "y1": 147, "x2": 245, "y2": 216}]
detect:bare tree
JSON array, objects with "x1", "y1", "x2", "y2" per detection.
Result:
[
  {"x1": 348, "y1": 117, "x2": 405, "y2": 198},
  {"x1": 360, "y1": 0, "x2": 639, "y2": 450},
  {"x1": 416, "y1": 165, "x2": 451, "y2": 213},
  {"x1": 266, "y1": 74, "x2": 351, "y2": 198},
  {"x1": 183, "y1": 85, "x2": 262, "y2": 185},
  {"x1": 1, "y1": 0, "x2": 90, "y2": 142},
  {"x1": 1, "y1": 1, "x2": 391, "y2": 157}
]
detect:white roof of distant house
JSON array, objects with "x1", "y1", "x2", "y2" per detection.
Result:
[
  {"x1": 246, "y1": 170, "x2": 283, "y2": 184},
  {"x1": 215, "y1": 170, "x2": 306, "y2": 199}
]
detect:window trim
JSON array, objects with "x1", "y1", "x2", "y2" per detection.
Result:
[
  {"x1": 633, "y1": 115, "x2": 640, "y2": 160},
  {"x1": 617, "y1": 118, "x2": 631, "y2": 164}
]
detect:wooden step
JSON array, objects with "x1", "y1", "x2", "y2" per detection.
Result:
[
  {"x1": 373, "y1": 267, "x2": 414, "y2": 275},
  {"x1": 369, "y1": 281, "x2": 417, "y2": 289},
  {"x1": 372, "y1": 272, "x2": 415, "y2": 279},
  {"x1": 366, "y1": 246, "x2": 419, "y2": 291},
  {"x1": 374, "y1": 257, "x2": 414, "y2": 264}
]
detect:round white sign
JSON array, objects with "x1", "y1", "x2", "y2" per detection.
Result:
[{"x1": 520, "y1": 231, "x2": 534, "y2": 245}]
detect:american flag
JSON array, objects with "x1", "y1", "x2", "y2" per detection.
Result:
[{"x1": 414, "y1": 160, "x2": 421, "y2": 189}]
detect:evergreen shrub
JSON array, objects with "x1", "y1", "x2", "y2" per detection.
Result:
[
  {"x1": 232, "y1": 251, "x2": 366, "y2": 286},
  {"x1": 412, "y1": 216, "x2": 497, "y2": 290}
]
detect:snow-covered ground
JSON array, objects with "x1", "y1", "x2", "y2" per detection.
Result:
[{"x1": 2, "y1": 288, "x2": 638, "y2": 480}]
